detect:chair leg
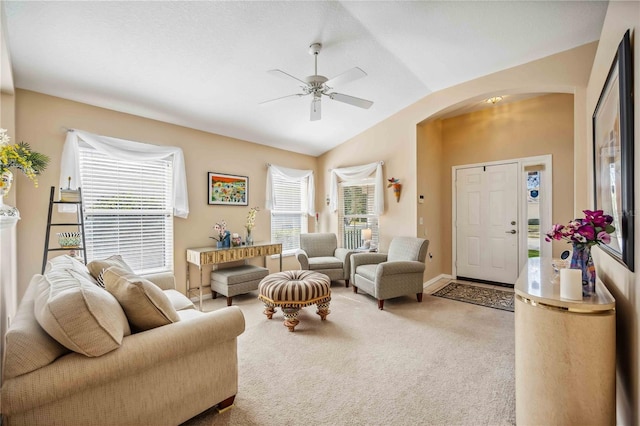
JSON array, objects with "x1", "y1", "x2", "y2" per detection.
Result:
[
  {"x1": 345, "y1": 279, "x2": 349, "y2": 288},
  {"x1": 417, "y1": 293, "x2": 423, "y2": 302},
  {"x1": 217, "y1": 395, "x2": 235, "y2": 412},
  {"x1": 353, "y1": 285, "x2": 358, "y2": 293},
  {"x1": 378, "y1": 299, "x2": 384, "y2": 310},
  {"x1": 226, "y1": 296, "x2": 233, "y2": 306},
  {"x1": 212, "y1": 291, "x2": 217, "y2": 299}
]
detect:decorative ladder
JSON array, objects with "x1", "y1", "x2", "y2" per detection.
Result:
[{"x1": 41, "y1": 186, "x2": 87, "y2": 273}]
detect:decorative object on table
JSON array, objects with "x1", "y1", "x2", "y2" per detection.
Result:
[
  {"x1": 545, "y1": 209, "x2": 615, "y2": 296},
  {"x1": 208, "y1": 172, "x2": 248, "y2": 206},
  {"x1": 60, "y1": 176, "x2": 81, "y2": 202},
  {"x1": 592, "y1": 29, "x2": 634, "y2": 272},
  {"x1": 245, "y1": 206, "x2": 259, "y2": 245},
  {"x1": 559, "y1": 269, "x2": 583, "y2": 301},
  {"x1": 210, "y1": 220, "x2": 231, "y2": 248},
  {"x1": 57, "y1": 232, "x2": 82, "y2": 258},
  {"x1": 550, "y1": 250, "x2": 571, "y2": 281},
  {"x1": 231, "y1": 233, "x2": 242, "y2": 247},
  {"x1": 387, "y1": 177, "x2": 401, "y2": 202}
]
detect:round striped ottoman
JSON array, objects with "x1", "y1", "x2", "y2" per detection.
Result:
[{"x1": 258, "y1": 270, "x2": 331, "y2": 332}]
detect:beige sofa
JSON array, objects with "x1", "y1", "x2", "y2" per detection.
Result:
[{"x1": 1, "y1": 255, "x2": 245, "y2": 426}]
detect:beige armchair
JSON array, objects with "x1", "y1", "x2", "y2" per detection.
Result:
[
  {"x1": 351, "y1": 237, "x2": 429, "y2": 309},
  {"x1": 295, "y1": 233, "x2": 354, "y2": 287}
]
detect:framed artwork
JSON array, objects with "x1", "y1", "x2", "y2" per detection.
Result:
[
  {"x1": 592, "y1": 30, "x2": 634, "y2": 271},
  {"x1": 208, "y1": 172, "x2": 248, "y2": 206}
]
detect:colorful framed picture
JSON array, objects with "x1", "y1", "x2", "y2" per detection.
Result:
[
  {"x1": 592, "y1": 30, "x2": 634, "y2": 271},
  {"x1": 208, "y1": 172, "x2": 248, "y2": 206}
]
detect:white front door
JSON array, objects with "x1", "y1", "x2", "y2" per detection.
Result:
[{"x1": 455, "y1": 163, "x2": 519, "y2": 284}]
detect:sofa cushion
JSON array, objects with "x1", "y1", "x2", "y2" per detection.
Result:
[
  {"x1": 355, "y1": 264, "x2": 378, "y2": 282},
  {"x1": 44, "y1": 255, "x2": 98, "y2": 285},
  {"x1": 87, "y1": 255, "x2": 134, "y2": 288},
  {"x1": 164, "y1": 289, "x2": 196, "y2": 311},
  {"x1": 34, "y1": 269, "x2": 131, "y2": 357},
  {"x1": 308, "y1": 256, "x2": 343, "y2": 270},
  {"x1": 3, "y1": 275, "x2": 71, "y2": 379},
  {"x1": 103, "y1": 266, "x2": 180, "y2": 332}
]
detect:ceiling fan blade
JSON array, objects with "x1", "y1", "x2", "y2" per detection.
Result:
[
  {"x1": 324, "y1": 67, "x2": 367, "y2": 88},
  {"x1": 267, "y1": 69, "x2": 308, "y2": 86},
  {"x1": 310, "y1": 98, "x2": 321, "y2": 121},
  {"x1": 259, "y1": 93, "x2": 305, "y2": 105},
  {"x1": 328, "y1": 92, "x2": 373, "y2": 109}
]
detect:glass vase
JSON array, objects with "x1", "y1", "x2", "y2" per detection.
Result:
[
  {"x1": 246, "y1": 228, "x2": 253, "y2": 246},
  {"x1": 570, "y1": 244, "x2": 596, "y2": 297}
]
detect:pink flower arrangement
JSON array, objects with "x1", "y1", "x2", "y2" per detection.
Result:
[
  {"x1": 211, "y1": 220, "x2": 227, "y2": 241},
  {"x1": 545, "y1": 209, "x2": 615, "y2": 247}
]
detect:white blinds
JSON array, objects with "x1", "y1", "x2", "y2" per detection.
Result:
[
  {"x1": 79, "y1": 146, "x2": 173, "y2": 274},
  {"x1": 338, "y1": 180, "x2": 379, "y2": 250},
  {"x1": 270, "y1": 172, "x2": 308, "y2": 254}
]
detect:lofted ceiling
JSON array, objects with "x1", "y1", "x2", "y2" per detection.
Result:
[{"x1": 2, "y1": 1, "x2": 607, "y2": 156}]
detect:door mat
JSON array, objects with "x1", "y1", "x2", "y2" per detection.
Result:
[{"x1": 432, "y1": 282, "x2": 514, "y2": 312}]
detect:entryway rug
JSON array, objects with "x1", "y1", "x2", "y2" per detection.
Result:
[{"x1": 432, "y1": 281, "x2": 515, "y2": 312}]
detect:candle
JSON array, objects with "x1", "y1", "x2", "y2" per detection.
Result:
[{"x1": 560, "y1": 269, "x2": 583, "y2": 300}]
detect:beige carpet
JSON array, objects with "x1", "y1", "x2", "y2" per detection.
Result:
[{"x1": 182, "y1": 284, "x2": 515, "y2": 426}]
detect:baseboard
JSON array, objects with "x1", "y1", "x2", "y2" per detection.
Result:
[{"x1": 423, "y1": 274, "x2": 453, "y2": 290}]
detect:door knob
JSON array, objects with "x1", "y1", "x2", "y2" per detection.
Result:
[{"x1": 505, "y1": 230, "x2": 516, "y2": 234}]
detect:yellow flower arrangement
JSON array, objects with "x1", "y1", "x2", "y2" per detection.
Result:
[{"x1": 0, "y1": 128, "x2": 49, "y2": 187}]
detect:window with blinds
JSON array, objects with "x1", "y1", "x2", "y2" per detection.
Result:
[
  {"x1": 339, "y1": 180, "x2": 379, "y2": 250},
  {"x1": 270, "y1": 173, "x2": 308, "y2": 254},
  {"x1": 78, "y1": 146, "x2": 173, "y2": 274}
]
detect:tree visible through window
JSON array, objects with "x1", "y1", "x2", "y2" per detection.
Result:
[
  {"x1": 339, "y1": 180, "x2": 379, "y2": 249},
  {"x1": 78, "y1": 146, "x2": 173, "y2": 274}
]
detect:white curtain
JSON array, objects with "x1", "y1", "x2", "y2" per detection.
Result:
[
  {"x1": 265, "y1": 164, "x2": 315, "y2": 215},
  {"x1": 330, "y1": 162, "x2": 384, "y2": 215},
  {"x1": 59, "y1": 129, "x2": 189, "y2": 218}
]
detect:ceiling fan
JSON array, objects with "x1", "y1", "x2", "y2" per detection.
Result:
[{"x1": 260, "y1": 43, "x2": 374, "y2": 121}]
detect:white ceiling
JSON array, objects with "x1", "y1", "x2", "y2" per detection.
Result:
[{"x1": 2, "y1": 1, "x2": 607, "y2": 156}]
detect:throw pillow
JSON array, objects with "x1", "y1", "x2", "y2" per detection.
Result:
[
  {"x1": 87, "y1": 255, "x2": 134, "y2": 288},
  {"x1": 44, "y1": 254, "x2": 98, "y2": 285},
  {"x1": 34, "y1": 269, "x2": 131, "y2": 357},
  {"x1": 103, "y1": 266, "x2": 180, "y2": 332}
]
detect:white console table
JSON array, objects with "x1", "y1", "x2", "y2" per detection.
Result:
[{"x1": 514, "y1": 257, "x2": 615, "y2": 425}]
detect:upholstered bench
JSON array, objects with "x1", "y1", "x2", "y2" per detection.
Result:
[
  {"x1": 211, "y1": 264, "x2": 269, "y2": 306},
  {"x1": 258, "y1": 270, "x2": 331, "y2": 332}
]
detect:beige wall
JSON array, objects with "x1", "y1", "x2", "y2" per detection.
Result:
[
  {"x1": 416, "y1": 120, "x2": 443, "y2": 282},
  {"x1": 436, "y1": 93, "x2": 574, "y2": 272},
  {"x1": 319, "y1": 43, "x2": 595, "y2": 278},
  {"x1": 584, "y1": 3, "x2": 639, "y2": 425},
  {"x1": 13, "y1": 90, "x2": 317, "y2": 298}
]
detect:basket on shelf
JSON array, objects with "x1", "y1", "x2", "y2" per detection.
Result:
[{"x1": 57, "y1": 232, "x2": 81, "y2": 248}]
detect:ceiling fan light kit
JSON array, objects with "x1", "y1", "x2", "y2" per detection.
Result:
[{"x1": 261, "y1": 42, "x2": 374, "y2": 121}]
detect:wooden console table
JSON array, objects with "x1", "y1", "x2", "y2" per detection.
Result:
[{"x1": 186, "y1": 242, "x2": 282, "y2": 310}]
